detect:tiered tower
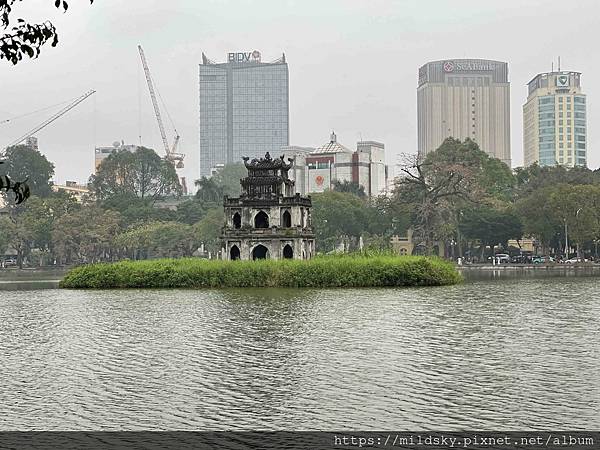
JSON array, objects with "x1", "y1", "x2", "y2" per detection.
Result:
[{"x1": 222, "y1": 152, "x2": 315, "y2": 260}]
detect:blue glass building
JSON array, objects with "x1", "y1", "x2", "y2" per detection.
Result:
[{"x1": 199, "y1": 51, "x2": 289, "y2": 177}]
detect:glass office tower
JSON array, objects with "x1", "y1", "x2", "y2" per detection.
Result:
[
  {"x1": 523, "y1": 71, "x2": 586, "y2": 167},
  {"x1": 199, "y1": 51, "x2": 289, "y2": 177}
]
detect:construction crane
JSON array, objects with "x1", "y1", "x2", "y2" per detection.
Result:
[
  {"x1": 138, "y1": 45, "x2": 185, "y2": 171},
  {"x1": 3, "y1": 90, "x2": 96, "y2": 151}
]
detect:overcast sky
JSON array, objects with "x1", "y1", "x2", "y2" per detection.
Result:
[{"x1": 1, "y1": 0, "x2": 598, "y2": 184}]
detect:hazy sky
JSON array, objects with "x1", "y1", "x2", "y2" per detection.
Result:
[{"x1": 1, "y1": 0, "x2": 598, "y2": 185}]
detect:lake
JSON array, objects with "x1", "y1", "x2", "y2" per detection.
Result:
[{"x1": 1, "y1": 277, "x2": 599, "y2": 430}]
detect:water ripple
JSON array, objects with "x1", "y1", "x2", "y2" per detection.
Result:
[{"x1": 0, "y1": 279, "x2": 599, "y2": 430}]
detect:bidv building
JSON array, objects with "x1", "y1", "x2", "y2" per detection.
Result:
[
  {"x1": 417, "y1": 59, "x2": 511, "y2": 166},
  {"x1": 199, "y1": 50, "x2": 289, "y2": 178}
]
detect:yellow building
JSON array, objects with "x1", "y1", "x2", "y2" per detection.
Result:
[{"x1": 523, "y1": 71, "x2": 587, "y2": 167}]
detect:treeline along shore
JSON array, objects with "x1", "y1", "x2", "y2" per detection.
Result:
[{"x1": 59, "y1": 255, "x2": 462, "y2": 289}]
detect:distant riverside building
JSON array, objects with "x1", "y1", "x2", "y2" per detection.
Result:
[
  {"x1": 417, "y1": 59, "x2": 511, "y2": 166},
  {"x1": 95, "y1": 141, "x2": 138, "y2": 172},
  {"x1": 523, "y1": 71, "x2": 587, "y2": 167},
  {"x1": 282, "y1": 132, "x2": 388, "y2": 197},
  {"x1": 199, "y1": 51, "x2": 289, "y2": 177},
  {"x1": 52, "y1": 181, "x2": 90, "y2": 203}
]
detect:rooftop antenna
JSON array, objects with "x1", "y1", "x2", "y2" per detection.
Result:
[
  {"x1": 558, "y1": 56, "x2": 561, "y2": 72},
  {"x1": 552, "y1": 60, "x2": 554, "y2": 72}
]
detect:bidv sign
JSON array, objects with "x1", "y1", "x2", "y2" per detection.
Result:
[
  {"x1": 443, "y1": 60, "x2": 496, "y2": 73},
  {"x1": 228, "y1": 50, "x2": 261, "y2": 63}
]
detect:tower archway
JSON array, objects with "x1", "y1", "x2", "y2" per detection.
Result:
[
  {"x1": 282, "y1": 210, "x2": 292, "y2": 228},
  {"x1": 232, "y1": 213, "x2": 241, "y2": 229},
  {"x1": 254, "y1": 211, "x2": 269, "y2": 228},
  {"x1": 283, "y1": 244, "x2": 293, "y2": 259},
  {"x1": 252, "y1": 244, "x2": 269, "y2": 260},
  {"x1": 230, "y1": 245, "x2": 241, "y2": 260}
]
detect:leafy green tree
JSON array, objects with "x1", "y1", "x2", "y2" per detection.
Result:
[
  {"x1": 90, "y1": 147, "x2": 181, "y2": 201},
  {"x1": 175, "y1": 199, "x2": 208, "y2": 225},
  {"x1": 332, "y1": 180, "x2": 366, "y2": 198},
  {"x1": 311, "y1": 191, "x2": 369, "y2": 252},
  {"x1": 514, "y1": 163, "x2": 597, "y2": 200},
  {"x1": 1, "y1": 144, "x2": 54, "y2": 197},
  {"x1": 211, "y1": 162, "x2": 247, "y2": 197},
  {"x1": 116, "y1": 221, "x2": 198, "y2": 260},
  {"x1": 101, "y1": 194, "x2": 176, "y2": 227},
  {"x1": 195, "y1": 207, "x2": 224, "y2": 254},
  {"x1": 194, "y1": 177, "x2": 223, "y2": 203},
  {"x1": 459, "y1": 205, "x2": 523, "y2": 259},
  {"x1": 515, "y1": 185, "x2": 562, "y2": 255},
  {"x1": 1, "y1": 0, "x2": 94, "y2": 65},
  {"x1": 52, "y1": 206, "x2": 122, "y2": 264},
  {"x1": 548, "y1": 184, "x2": 600, "y2": 258}
]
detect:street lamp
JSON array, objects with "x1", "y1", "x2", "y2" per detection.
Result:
[{"x1": 565, "y1": 207, "x2": 583, "y2": 260}]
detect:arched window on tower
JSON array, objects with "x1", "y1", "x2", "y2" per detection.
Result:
[
  {"x1": 283, "y1": 244, "x2": 293, "y2": 259},
  {"x1": 282, "y1": 210, "x2": 292, "y2": 228},
  {"x1": 254, "y1": 211, "x2": 269, "y2": 229},
  {"x1": 232, "y1": 212, "x2": 241, "y2": 229}
]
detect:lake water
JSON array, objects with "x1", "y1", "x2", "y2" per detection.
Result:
[{"x1": 1, "y1": 278, "x2": 599, "y2": 430}]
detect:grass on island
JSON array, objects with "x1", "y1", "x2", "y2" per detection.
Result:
[{"x1": 59, "y1": 253, "x2": 462, "y2": 289}]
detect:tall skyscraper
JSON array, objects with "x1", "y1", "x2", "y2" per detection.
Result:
[
  {"x1": 199, "y1": 51, "x2": 289, "y2": 177},
  {"x1": 523, "y1": 71, "x2": 587, "y2": 167},
  {"x1": 417, "y1": 59, "x2": 511, "y2": 166}
]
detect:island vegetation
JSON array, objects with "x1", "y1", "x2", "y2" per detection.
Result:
[{"x1": 59, "y1": 253, "x2": 462, "y2": 289}]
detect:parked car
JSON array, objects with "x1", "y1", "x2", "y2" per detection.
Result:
[
  {"x1": 565, "y1": 257, "x2": 589, "y2": 264},
  {"x1": 532, "y1": 256, "x2": 554, "y2": 264},
  {"x1": 3, "y1": 257, "x2": 17, "y2": 267},
  {"x1": 489, "y1": 253, "x2": 510, "y2": 263}
]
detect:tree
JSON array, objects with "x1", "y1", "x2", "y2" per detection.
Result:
[
  {"x1": 195, "y1": 207, "x2": 224, "y2": 254},
  {"x1": 548, "y1": 184, "x2": 600, "y2": 258},
  {"x1": 175, "y1": 198, "x2": 208, "y2": 225},
  {"x1": 515, "y1": 185, "x2": 562, "y2": 255},
  {"x1": 1, "y1": 0, "x2": 94, "y2": 65},
  {"x1": 52, "y1": 206, "x2": 122, "y2": 264},
  {"x1": 332, "y1": 180, "x2": 366, "y2": 198},
  {"x1": 1, "y1": 144, "x2": 54, "y2": 197},
  {"x1": 311, "y1": 191, "x2": 369, "y2": 252},
  {"x1": 90, "y1": 147, "x2": 181, "y2": 201},
  {"x1": 211, "y1": 162, "x2": 247, "y2": 197},
  {"x1": 194, "y1": 177, "x2": 223, "y2": 203},
  {"x1": 459, "y1": 205, "x2": 523, "y2": 259},
  {"x1": 116, "y1": 222, "x2": 198, "y2": 260},
  {"x1": 394, "y1": 138, "x2": 515, "y2": 256}
]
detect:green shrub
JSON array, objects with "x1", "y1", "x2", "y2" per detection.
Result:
[{"x1": 60, "y1": 255, "x2": 462, "y2": 289}]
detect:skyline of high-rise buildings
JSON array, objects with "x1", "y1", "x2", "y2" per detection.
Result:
[
  {"x1": 198, "y1": 50, "x2": 289, "y2": 178},
  {"x1": 523, "y1": 70, "x2": 587, "y2": 167},
  {"x1": 417, "y1": 59, "x2": 512, "y2": 166}
]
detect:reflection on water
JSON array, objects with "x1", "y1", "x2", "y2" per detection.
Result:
[{"x1": 0, "y1": 279, "x2": 599, "y2": 430}]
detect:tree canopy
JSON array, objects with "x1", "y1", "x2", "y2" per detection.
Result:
[{"x1": 90, "y1": 147, "x2": 181, "y2": 201}]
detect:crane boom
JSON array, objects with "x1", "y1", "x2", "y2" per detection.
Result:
[
  {"x1": 138, "y1": 45, "x2": 171, "y2": 157},
  {"x1": 4, "y1": 90, "x2": 96, "y2": 150}
]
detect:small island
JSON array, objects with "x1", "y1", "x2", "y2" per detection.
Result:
[{"x1": 60, "y1": 153, "x2": 461, "y2": 289}]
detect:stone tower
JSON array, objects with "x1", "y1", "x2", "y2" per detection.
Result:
[{"x1": 222, "y1": 152, "x2": 315, "y2": 260}]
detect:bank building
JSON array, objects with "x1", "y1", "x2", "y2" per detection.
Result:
[{"x1": 222, "y1": 152, "x2": 315, "y2": 261}]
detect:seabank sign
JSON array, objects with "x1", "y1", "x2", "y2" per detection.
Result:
[
  {"x1": 228, "y1": 50, "x2": 262, "y2": 63},
  {"x1": 443, "y1": 60, "x2": 496, "y2": 73}
]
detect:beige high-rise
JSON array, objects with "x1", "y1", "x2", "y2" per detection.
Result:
[
  {"x1": 417, "y1": 59, "x2": 511, "y2": 166},
  {"x1": 523, "y1": 71, "x2": 586, "y2": 167}
]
